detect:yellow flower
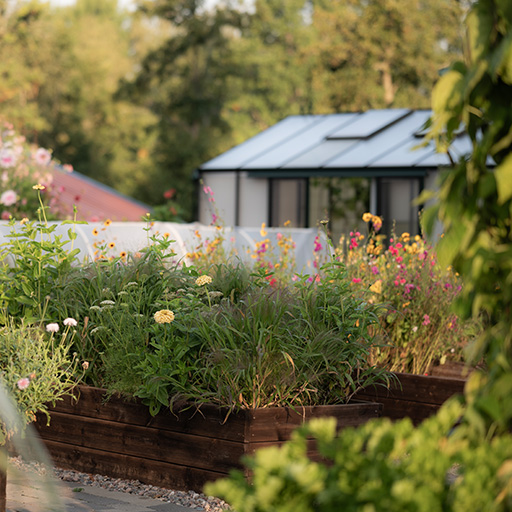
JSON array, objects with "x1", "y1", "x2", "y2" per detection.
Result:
[
  {"x1": 370, "y1": 280, "x2": 382, "y2": 294},
  {"x1": 20, "y1": 218, "x2": 29, "y2": 225},
  {"x1": 154, "y1": 309, "x2": 175, "y2": 324},
  {"x1": 120, "y1": 251, "x2": 127, "y2": 259},
  {"x1": 362, "y1": 212, "x2": 373, "y2": 223},
  {"x1": 196, "y1": 275, "x2": 213, "y2": 286},
  {"x1": 92, "y1": 228, "x2": 99, "y2": 236},
  {"x1": 104, "y1": 219, "x2": 112, "y2": 227},
  {"x1": 284, "y1": 220, "x2": 291, "y2": 227},
  {"x1": 32, "y1": 184, "x2": 45, "y2": 190},
  {"x1": 260, "y1": 222, "x2": 267, "y2": 237},
  {"x1": 108, "y1": 242, "x2": 115, "y2": 249}
]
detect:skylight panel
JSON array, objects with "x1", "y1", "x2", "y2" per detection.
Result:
[{"x1": 326, "y1": 109, "x2": 411, "y2": 140}]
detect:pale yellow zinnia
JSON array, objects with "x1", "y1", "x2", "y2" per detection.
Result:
[
  {"x1": 370, "y1": 279, "x2": 382, "y2": 294},
  {"x1": 196, "y1": 275, "x2": 212, "y2": 286},
  {"x1": 154, "y1": 309, "x2": 175, "y2": 324}
]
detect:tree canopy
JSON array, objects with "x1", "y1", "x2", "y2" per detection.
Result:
[{"x1": 0, "y1": 0, "x2": 466, "y2": 219}]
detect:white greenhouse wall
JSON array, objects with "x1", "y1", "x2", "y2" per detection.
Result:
[
  {"x1": 238, "y1": 174, "x2": 268, "y2": 227},
  {"x1": 199, "y1": 172, "x2": 237, "y2": 226}
]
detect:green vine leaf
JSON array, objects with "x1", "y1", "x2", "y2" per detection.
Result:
[{"x1": 494, "y1": 153, "x2": 512, "y2": 203}]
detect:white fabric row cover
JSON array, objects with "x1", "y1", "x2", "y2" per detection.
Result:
[{"x1": 0, "y1": 221, "x2": 334, "y2": 276}]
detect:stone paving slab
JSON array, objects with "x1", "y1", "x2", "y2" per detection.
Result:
[{"x1": 7, "y1": 471, "x2": 198, "y2": 512}]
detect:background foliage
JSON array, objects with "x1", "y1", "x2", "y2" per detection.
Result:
[{"x1": 0, "y1": 0, "x2": 465, "y2": 220}]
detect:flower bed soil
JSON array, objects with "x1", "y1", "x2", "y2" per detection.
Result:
[
  {"x1": 34, "y1": 386, "x2": 382, "y2": 492},
  {"x1": 355, "y1": 372, "x2": 466, "y2": 425}
]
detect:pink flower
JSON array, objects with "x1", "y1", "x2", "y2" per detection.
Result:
[
  {"x1": 396, "y1": 256, "x2": 403, "y2": 264},
  {"x1": 0, "y1": 149, "x2": 16, "y2": 168},
  {"x1": 313, "y1": 236, "x2": 322, "y2": 252},
  {"x1": 371, "y1": 266, "x2": 380, "y2": 275},
  {"x1": 352, "y1": 278, "x2": 362, "y2": 284},
  {"x1": 63, "y1": 317, "x2": 78, "y2": 327},
  {"x1": 1, "y1": 210, "x2": 10, "y2": 220},
  {"x1": 46, "y1": 323, "x2": 59, "y2": 333},
  {"x1": 17, "y1": 378, "x2": 30, "y2": 390},
  {"x1": 422, "y1": 314, "x2": 430, "y2": 326},
  {"x1": 0, "y1": 189, "x2": 18, "y2": 206},
  {"x1": 163, "y1": 188, "x2": 176, "y2": 199},
  {"x1": 203, "y1": 186, "x2": 213, "y2": 195},
  {"x1": 34, "y1": 148, "x2": 52, "y2": 165}
]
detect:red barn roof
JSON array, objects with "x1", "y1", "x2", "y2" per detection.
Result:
[{"x1": 51, "y1": 167, "x2": 151, "y2": 222}]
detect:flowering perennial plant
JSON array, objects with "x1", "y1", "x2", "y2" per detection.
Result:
[
  {"x1": 0, "y1": 319, "x2": 79, "y2": 443},
  {"x1": 336, "y1": 213, "x2": 482, "y2": 374},
  {"x1": 0, "y1": 121, "x2": 71, "y2": 220}
]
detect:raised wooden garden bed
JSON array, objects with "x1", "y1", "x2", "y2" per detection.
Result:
[
  {"x1": 34, "y1": 386, "x2": 382, "y2": 492},
  {"x1": 355, "y1": 372, "x2": 466, "y2": 425}
]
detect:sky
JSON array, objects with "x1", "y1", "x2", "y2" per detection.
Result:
[
  {"x1": 49, "y1": 0, "x2": 136, "y2": 8},
  {"x1": 48, "y1": 0, "x2": 223, "y2": 10}
]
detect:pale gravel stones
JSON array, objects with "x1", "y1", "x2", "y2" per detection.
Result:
[{"x1": 10, "y1": 457, "x2": 229, "y2": 511}]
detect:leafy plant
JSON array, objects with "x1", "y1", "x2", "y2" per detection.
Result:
[
  {"x1": 0, "y1": 199, "x2": 82, "y2": 325},
  {"x1": 0, "y1": 318, "x2": 79, "y2": 443},
  {"x1": 206, "y1": 399, "x2": 512, "y2": 511},
  {"x1": 422, "y1": 0, "x2": 512, "y2": 433},
  {"x1": 133, "y1": 261, "x2": 393, "y2": 415}
]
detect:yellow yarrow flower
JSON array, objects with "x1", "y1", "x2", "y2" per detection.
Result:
[
  {"x1": 196, "y1": 275, "x2": 213, "y2": 286},
  {"x1": 154, "y1": 310, "x2": 175, "y2": 324}
]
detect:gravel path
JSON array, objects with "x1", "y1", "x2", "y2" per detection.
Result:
[{"x1": 9, "y1": 456, "x2": 230, "y2": 511}]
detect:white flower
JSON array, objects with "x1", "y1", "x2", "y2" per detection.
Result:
[
  {"x1": 412, "y1": 326, "x2": 418, "y2": 333},
  {"x1": 63, "y1": 317, "x2": 78, "y2": 327},
  {"x1": 46, "y1": 323, "x2": 59, "y2": 333},
  {"x1": 100, "y1": 300, "x2": 115, "y2": 306}
]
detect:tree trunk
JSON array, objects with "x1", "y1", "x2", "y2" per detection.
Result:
[{"x1": 374, "y1": 60, "x2": 395, "y2": 106}]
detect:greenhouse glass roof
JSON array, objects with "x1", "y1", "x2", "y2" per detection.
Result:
[{"x1": 199, "y1": 109, "x2": 482, "y2": 178}]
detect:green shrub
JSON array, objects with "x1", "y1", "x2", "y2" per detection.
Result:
[{"x1": 206, "y1": 400, "x2": 512, "y2": 511}]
